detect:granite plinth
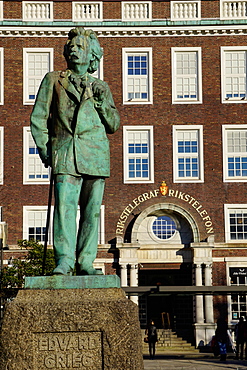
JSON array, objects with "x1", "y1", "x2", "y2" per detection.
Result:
[
  {"x1": 0, "y1": 285, "x2": 144, "y2": 370},
  {"x1": 24, "y1": 274, "x2": 121, "y2": 290}
]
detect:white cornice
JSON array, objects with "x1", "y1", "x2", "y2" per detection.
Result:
[{"x1": 1, "y1": 25, "x2": 247, "y2": 37}]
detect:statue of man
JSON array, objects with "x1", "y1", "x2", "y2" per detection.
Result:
[{"x1": 30, "y1": 27, "x2": 120, "y2": 275}]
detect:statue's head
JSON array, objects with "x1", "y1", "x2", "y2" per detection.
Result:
[{"x1": 64, "y1": 27, "x2": 103, "y2": 73}]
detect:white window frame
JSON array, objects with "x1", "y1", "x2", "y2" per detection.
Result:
[
  {"x1": 171, "y1": 1, "x2": 201, "y2": 21},
  {"x1": 72, "y1": 2, "x2": 103, "y2": 22},
  {"x1": 23, "y1": 127, "x2": 50, "y2": 185},
  {"x1": 172, "y1": 47, "x2": 202, "y2": 104},
  {"x1": 23, "y1": 48, "x2": 54, "y2": 105},
  {"x1": 0, "y1": 127, "x2": 3, "y2": 185},
  {"x1": 23, "y1": 206, "x2": 53, "y2": 244},
  {"x1": 98, "y1": 205, "x2": 105, "y2": 244},
  {"x1": 123, "y1": 125, "x2": 154, "y2": 184},
  {"x1": 0, "y1": 48, "x2": 3, "y2": 105},
  {"x1": 224, "y1": 204, "x2": 247, "y2": 242},
  {"x1": 121, "y1": 1, "x2": 152, "y2": 21},
  {"x1": 221, "y1": 46, "x2": 247, "y2": 103},
  {"x1": 226, "y1": 261, "x2": 247, "y2": 324},
  {"x1": 122, "y1": 47, "x2": 153, "y2": 105},
  {"x1": 173, "y1": 125, "x2": 204, "y2": 183},
  {"x1": 220, "y1": 0, "x2": 247, "y2": 20},
  {"x1": 0, "y1": 2, "x2": 3, "y2": 21},
  {"x1": 222, "y1": 124, "x2": 247, "y2": 182},
  {"x1": 22, "y1": 1, "x2": 53, "y2": 21}
]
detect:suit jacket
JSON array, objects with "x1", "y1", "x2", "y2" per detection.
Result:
[{"x1": 30, "y1": 70, "x2": 120, "y2": 177}]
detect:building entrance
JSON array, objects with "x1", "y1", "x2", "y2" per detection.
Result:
[{"x1": 139, "y1": 265, "x2": 194, "y2": 342}]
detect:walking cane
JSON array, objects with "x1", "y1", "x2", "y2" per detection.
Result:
[{"x1": 42, "y1": 169, "x2": 54, "y2": 276}]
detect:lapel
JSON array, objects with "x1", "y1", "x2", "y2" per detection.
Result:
[
  {"x1": 58, "y1": 70, "x2": 80, "y2": 104},
  {"x1": 58, "y1": 70, "x2": 94, "y2": 105}
]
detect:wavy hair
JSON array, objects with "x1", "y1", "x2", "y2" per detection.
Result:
[{"x1": 64, "y1": 27, "x2": 103, "y2": 73}]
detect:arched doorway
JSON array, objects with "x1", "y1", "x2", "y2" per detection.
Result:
[{"x1": 131, "y1": 202, "x2": 199, "y2": 342}]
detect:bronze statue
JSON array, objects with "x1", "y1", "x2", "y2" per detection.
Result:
[{"x1": 31, "y1": 27, "x2": 120, "y2": 275}]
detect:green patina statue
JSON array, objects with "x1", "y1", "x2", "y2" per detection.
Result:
[{"x1": 30, "y1": 27, "x2": 120, "y2": 276}]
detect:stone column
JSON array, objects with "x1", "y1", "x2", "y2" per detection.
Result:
[
  {"x1": 195, "y1": 264, "x2": 204, "y2": 323},
  {"x1": 204, "y1": 263, "x2": 214, "y2": 323},
  {"x1": 130, "y1": 264, "x2": 138, "y2": 305},
  {"x1": 120, "y1": 264, "x2": 128, "y2": 287}
]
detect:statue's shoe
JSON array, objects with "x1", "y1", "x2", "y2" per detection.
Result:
[{"x1": 52, "y1": 264, "x2": 73, "y2": 275}]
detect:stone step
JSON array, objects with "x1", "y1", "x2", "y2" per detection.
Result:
[
  {"x1": 142, "y1": 329, "x2": 198, "y2": 353},
  {"x1": 156, "y1": 347, "x2": 199, "y2": 352},
  {"x1": 157, "y1": 341, "x2": 194, "y2": 347}
]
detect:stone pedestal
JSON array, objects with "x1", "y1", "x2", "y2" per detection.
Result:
[{"x1": 0, "y1": 276, "x2": 144, "y2": 370}]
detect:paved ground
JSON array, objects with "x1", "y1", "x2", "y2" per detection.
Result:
[{"x1": 143, "y1": 352, "x2": 247, "y2": 369}]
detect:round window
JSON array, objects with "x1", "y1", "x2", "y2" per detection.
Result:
[{"x1": 152, "y1": 216, "x2": 176, "y2": 240}]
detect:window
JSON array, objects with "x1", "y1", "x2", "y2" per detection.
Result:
[
  {"x1": 72, "y1": 2, "x2": 103, "y2": 21},
  {"x1": 23, "y1": 205, "x2": 104, "y2": 245},
  {"x1": 171, "y1": 1, "x2": 201, "y2": 20},
  {"x1": 223, "y1": 125, "x2": 247, "y2": 182},
  {"x1": 123, "y1": 126, "x2": 154, "y2": 183},
  {"x1": 221, "y1": 47, "x2": 247, "y2": 103},
  {"x1": 224, "y1": 204, "x2": 247, "y2": 242},
  {"x1": 0, "y1": 48, "x2": 3, "y2": 105},
  {"x1": 122, "y1": 48, "x2": 153, "y2": 104},
  {"x1": 172, "y1": 48, "x2": 202, "y2": 104},
  {"x1": 122, "y1": 2, "x2": 152, "y2": 21},
  {"x1": 23, "y1": 206, "x2": 53, "y2": 243},
  {"x1": 23, "y1": 127, "x2": 50, "y2": 184},
  {"x1": 173, "y1": 125, "x2": 204, "y2": 183},
  {"x1": 152, "y1": 216, "x2": 176, "y2": 240},
  {"x1": 22, "y1": 1, "x2": 53, "y2": 21},
  {"x1": 229, "y1": 267, "x2": 247, "y2": 320},
  {"x1": 220, "y1": 0, "x2": 247, "y2": 20},
  {"x1": 23, "y1": 48, "x2": 53, "y2": 105},
  {"x1": 0, "y1": 127, "x2": 3, "y2": 185}
]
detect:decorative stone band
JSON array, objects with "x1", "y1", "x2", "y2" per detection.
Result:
[{"x1": 1, "y1": 23, "x2": 247, "y2": 37}]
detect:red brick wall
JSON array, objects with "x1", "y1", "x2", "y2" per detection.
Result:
[
  {"x1": 1, "y1": 1, "x2": 247, "y2": 247},
  {"x1": 104, "y1": 1, "x2": 121, "y2": 19},
  {"x1": 212, "y1": 262, "x2": 227, "y2": 286},
  {"x1": 202, "y1": 0, "x2": 220, "y2": 18},
  {"x1": 4, "y1": 1, "x2": 21, "y2": 19},
  {"x1": 54, "y1": 2, "x2": 72, "y2": 19}
]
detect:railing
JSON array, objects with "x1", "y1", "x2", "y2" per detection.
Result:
[
  {"x1": 221, "y1": 0, "x2": 247, "y2": 19},
  {"x1": 72, "y1": 2, "x2": 102, "y2": 21},
  {"x1": 23, "y1": 2, "x2": 53, "y2": 21},
  {"x1": 122, "y1": 2, "x2": 152, "y2": 21},
  {"x1": 171, "y1": 1, "x2": 200, "y2": 20}
]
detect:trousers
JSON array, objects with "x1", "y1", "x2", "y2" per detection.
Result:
[{"x1": 53, "y1": 174, "x2": 105, "y2": 273}]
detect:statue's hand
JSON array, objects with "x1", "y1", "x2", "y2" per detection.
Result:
[
  {"x1": 92, "y1": 81, "x2": 106, "y2": 103},
  {"x1": 43, "y1": 156, "x2": 52, "y2": 168}
]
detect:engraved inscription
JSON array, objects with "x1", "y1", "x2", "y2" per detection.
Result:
[{"x1": 34, "y1": 332, "x2": 102, "y2": 369}]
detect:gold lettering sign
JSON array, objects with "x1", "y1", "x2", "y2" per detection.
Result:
[
  {"x1": 33, "y1": 332, "x2": 102, "y2": 369},
  {"x1": 116, "y1": 188, "x2": 214, "y2": 235}
]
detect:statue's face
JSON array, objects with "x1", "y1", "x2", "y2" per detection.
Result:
[{"x1": 67, "y1": 35, "x2": 92, "y2": 67}]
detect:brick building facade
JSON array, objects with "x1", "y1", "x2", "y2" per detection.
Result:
[{"x1": 1, "y1": 0, "x2": 247, "y2": 346}]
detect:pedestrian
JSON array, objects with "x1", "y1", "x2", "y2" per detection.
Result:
[
  {"x1": 145, "y1": 320, "x2": 158, "y2": 359},
  {"x1": 215, "y1": 317, "x2": 228, "y2": 361},
  {"x1": 235, "y1": 317, "x2": 245, "y2": 360}
]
